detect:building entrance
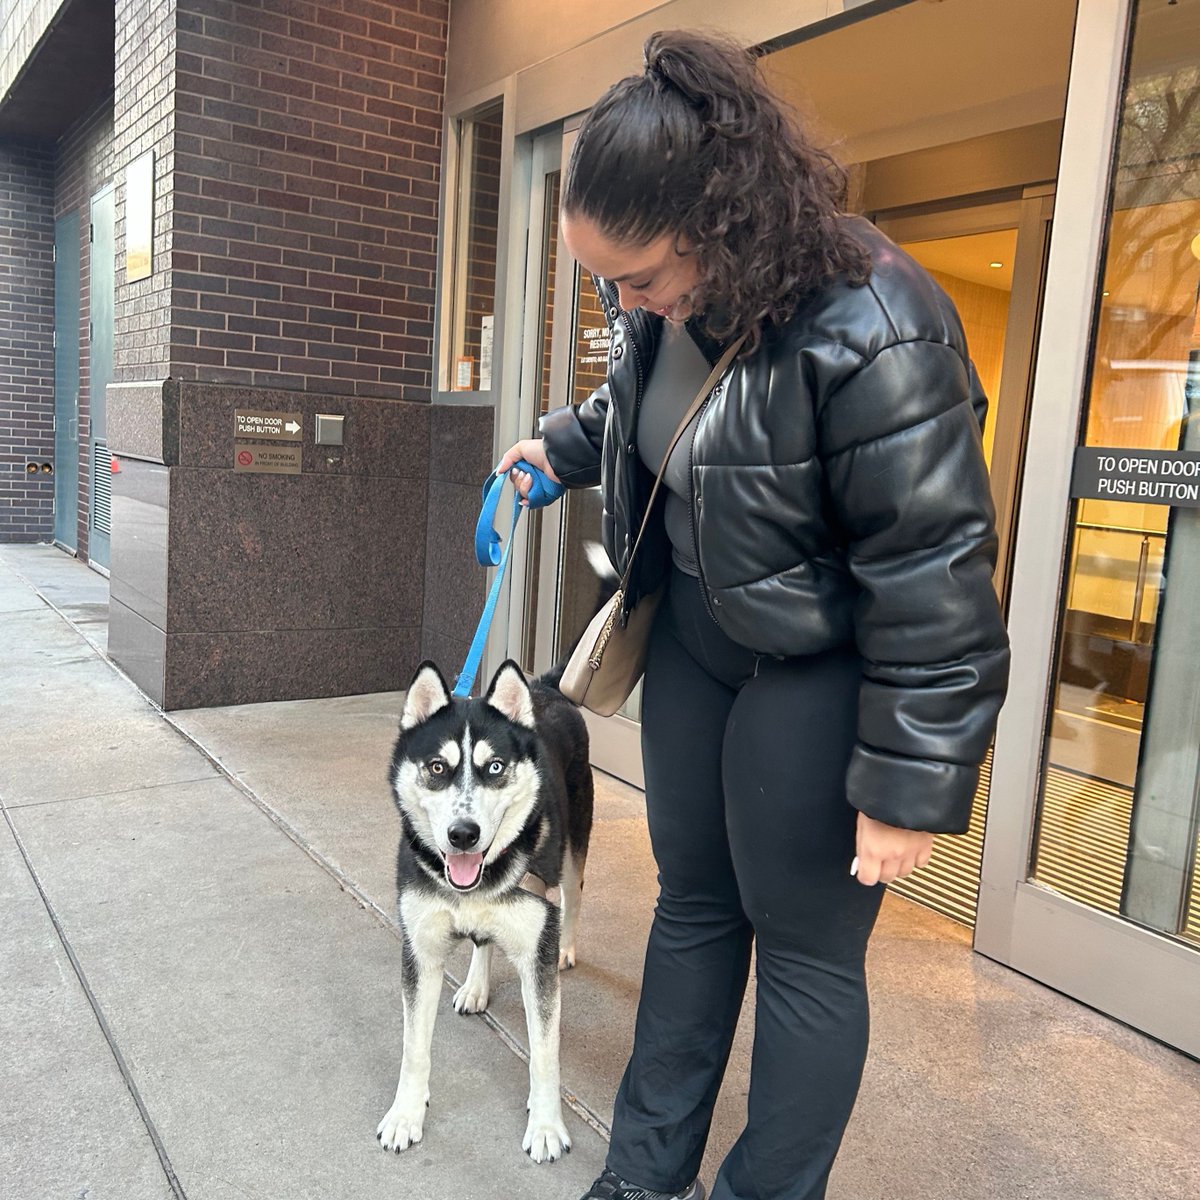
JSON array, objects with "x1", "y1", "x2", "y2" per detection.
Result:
[{"x1": 468, "y1": 0, "x2": 1198, "y2": 1061}]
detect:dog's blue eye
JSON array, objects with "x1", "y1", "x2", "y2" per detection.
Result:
[
  {"x1": 429, "y1": 759, "x2": 447, "y2": 775},
  {"x1": 488, "y1": 759, "x2": 505, "y2": 775}
]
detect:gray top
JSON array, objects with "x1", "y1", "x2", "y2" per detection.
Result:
[{"x1": 637, "y1": 321, "x2": 711, "y2": 577}]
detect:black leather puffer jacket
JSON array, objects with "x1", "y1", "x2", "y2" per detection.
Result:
[{"x1": 539, "y1": 217, "x2": 1010, "y2": 834}]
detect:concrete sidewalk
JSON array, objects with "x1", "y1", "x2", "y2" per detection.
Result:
[{"x1": 2, "y1": 542, "x2": 1198, "y2": 1200}]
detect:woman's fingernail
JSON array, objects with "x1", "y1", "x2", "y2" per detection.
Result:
[{"x1": 850, "y1": 856, "x2": 860, "y2": 877}]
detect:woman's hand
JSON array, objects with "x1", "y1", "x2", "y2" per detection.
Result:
[
  {"x1": 852, "y1": 812, "x2": 933, "y2": 886},
  {"x1": 495, "y1": 439, "x2": 560, "y2": 503}
]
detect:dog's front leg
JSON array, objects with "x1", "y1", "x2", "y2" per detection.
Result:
[
  {"x1": 504, "y1": 899, "x2": 571, "y2": 1163},
  {"x1": 452, "y1": 940, "x2": 492, "y2": 1014},
  {"x1": 377, "y1": 909, "x2": 449, "y2": 1153}
]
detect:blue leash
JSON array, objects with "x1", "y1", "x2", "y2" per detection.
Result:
[{"x1": 452, "y1": 462, "x2": 565, "y2": 698}]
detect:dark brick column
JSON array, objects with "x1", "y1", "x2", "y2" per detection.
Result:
[{"x1": 0, "y1": 142, "x2": 55, "y2": 542}]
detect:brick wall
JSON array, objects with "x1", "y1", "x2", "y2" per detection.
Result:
[
  {"x1": 113, "y1": 0, "x2": 176, "y2": 384},
  {"x1": 0, "y1": 0, "x2": 64, "y2": 97},
  {"x1": 55, "y1": 99, "x2": 117, "y2": 558},
  {"x1": 170, "y1": 0, "x2": 447, "y2": 399},
  {"x1": 0, "y1": 141, "x2": 54, "y2": 542}
]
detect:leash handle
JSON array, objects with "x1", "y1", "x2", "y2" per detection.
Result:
[
  {"x1": 507, "y1": 460, "x2": 565, "y2": 510},
  {"x1": 473, "y1": 460, "x2": 564, "y2": 567},
  {"x1": 455, "y1": 462, "x2": 564, "y2": 698}
]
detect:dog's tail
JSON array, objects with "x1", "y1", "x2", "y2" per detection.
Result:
[
  {"x1": 536, "y1": 541, "x2": 618, "y2": 696},
  {"x1": 539, "y1": 660, "x2": 568, "y2": 691}
]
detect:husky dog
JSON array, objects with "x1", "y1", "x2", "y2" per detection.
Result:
[{"x1": 376, "y1": 659, "x2": 594, "y2": 1163}]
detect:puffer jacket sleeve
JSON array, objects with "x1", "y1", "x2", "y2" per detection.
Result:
[
  {"x1": 537, "y1": 381, "x2": 610, "y2": 488},
  {"x1": 819, "y1": 338, "x2": 1011, "y2": 834}
]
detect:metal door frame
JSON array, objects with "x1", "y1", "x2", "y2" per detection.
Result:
[
  {"x1": 494, "y1": 119, "x2": 645, "y2": 787},
  {"x1": 974, "y1": 0, "x2": 1200, "y2": 1057},
  {"x1": 54, "y1": 211, "x2": 81, "y2": 552},
  {"x1": 88, "y1": 184, "x2": 115, "y2": 572}
]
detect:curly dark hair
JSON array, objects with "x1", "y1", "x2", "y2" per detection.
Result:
[{"x1": 562, "y1": 30, "x2": 870, "y2": 352}]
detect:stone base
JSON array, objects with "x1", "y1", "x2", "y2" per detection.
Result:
[{"x1": 107, "y1": 381, "x2": 492, "y2": 708}]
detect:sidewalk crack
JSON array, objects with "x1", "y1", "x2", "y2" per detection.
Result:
[{"x1": 1, "y1": 802, "x2": 190, "y2": 1200}]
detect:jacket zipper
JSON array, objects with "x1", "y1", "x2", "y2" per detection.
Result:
[
  {"x1": 687, "y1": 393, "x2": 722, "y2": 628},
  {"x1": 616, "y1": 302, "x2": 647, "y2": 621}
]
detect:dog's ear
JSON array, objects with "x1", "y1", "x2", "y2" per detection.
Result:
[
  {"x1": 484, "y1": 660, "x2": 535, "y2": 729},
  {"x1": 401, "y1": 662, "x2": 452, "y2": 729}
]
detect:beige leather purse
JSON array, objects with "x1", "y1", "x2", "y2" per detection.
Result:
[{"x1": 561, "y1": 333, "x2": 747, "y2": 715}]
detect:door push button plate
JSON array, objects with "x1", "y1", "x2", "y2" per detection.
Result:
[{"x1": 315, "y1": 413, "x2": 344, "y2": 446}]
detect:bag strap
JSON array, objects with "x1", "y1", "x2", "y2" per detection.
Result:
[{"x1": 619, "y1": 331, "x2": 748, "y2": 591}]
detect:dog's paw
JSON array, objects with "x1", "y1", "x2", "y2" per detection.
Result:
[
  {"x1": 558, "y1": 945, "x2": 576, "y2": 971},
  {"x1": 452, "y1": 976, "x2": 490, "y2": 1013},
  {"x1": 376, "y1": 1099, "x2": 427, "y2": 1153},
  {"x1": 523, "y1": 1111, "x2": 572, "y2": 1163}
]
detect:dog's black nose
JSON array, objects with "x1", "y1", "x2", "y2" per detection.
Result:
[{"x1": 447, "y1": 820, "x2": 481, "y2": 850}]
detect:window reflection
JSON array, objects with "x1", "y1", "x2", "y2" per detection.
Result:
[{"x1": 447, "y1": 103, "x2": 503, "y2": 392}]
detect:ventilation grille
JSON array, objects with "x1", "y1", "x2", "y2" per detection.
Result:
[
  {"x1": 1187, "y1": 835, "x2": 1200, "y2": 943},
  {"x1": 890, "y1": 752, "x2": 989, "y2": 926},
  {"x1": 91, "y1": 439, "x2": 112, "y2": 535},
  {"x1": 1032, "y1": 767, "x2": 1132, "y2": 914},
  {"x1": 1034, "y1": 770, "x2": 1200, "y2": 947},
  {"x1": 894, "y1": 753, "x2": 1200, "y2": 949},
  {"x1": 891, "y1": 755, "x2": 1130, "y2": 930}
]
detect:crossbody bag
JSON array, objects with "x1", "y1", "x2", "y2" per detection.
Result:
[{"x1": 560, "y1": 331, "x2": 747, "y2": 715}]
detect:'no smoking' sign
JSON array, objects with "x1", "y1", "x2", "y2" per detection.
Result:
[{"x1": 233, "y1": 442, "x2": 301, "y2": 475}]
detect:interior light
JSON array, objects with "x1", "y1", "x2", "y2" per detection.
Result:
[
  {"x1": 989, "y1": 261, "x2": 1003, "y2": 269},
  {"x1": 1191, "y1": 233, "x2": 1200, "y2": 260}
]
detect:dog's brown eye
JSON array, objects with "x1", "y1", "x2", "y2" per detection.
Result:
[{"x1": 428, "y1": 759, "x2": 446, "y2": 776}]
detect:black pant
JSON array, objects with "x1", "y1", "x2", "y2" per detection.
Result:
[{"x1": 608, "y1": 569, "x2": 885, "y2": 1200}]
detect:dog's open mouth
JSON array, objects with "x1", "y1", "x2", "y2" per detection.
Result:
[{"x1": 443, "y1": 851, "x2": 485, "y2": 890}]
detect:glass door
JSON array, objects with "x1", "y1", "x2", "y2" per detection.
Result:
[
  {"x1": 506, "y1": 124, "x2": 644, "y2": 785},
  {"x1": 977, "y1": 0, "x2": 1200, "y2": 1057},
  {"x1": 874, "y1": 196, "x2": 1052, "y2": 926}
]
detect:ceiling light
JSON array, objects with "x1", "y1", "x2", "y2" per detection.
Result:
[{"x1": 989, "y1": 261, "x2": 1003, "y2": 269}]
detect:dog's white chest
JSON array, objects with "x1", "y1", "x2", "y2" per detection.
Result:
[{"x1": 400, "y1": 889, "x2": 542, "y2": 955}]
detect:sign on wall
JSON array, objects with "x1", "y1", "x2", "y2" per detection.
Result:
[
  {"x1": 125, "y1": 150, "x2": 154, "y2": 282},
  {"x1": 233, "y1": 444, "x2": 302, "y2": 474},
  {"x1": 234, "y1": 410, "x2": 303, "y2": 440},
  {"x1": 1071, "y1": 447, "x2": 1200, "y2": 508}
]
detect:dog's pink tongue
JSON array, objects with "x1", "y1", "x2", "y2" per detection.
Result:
[{"x1": 447, "y1": 851, "x2": 484, "y2": 887}]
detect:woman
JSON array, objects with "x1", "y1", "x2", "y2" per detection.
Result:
[{"x1": 498, "y1": 29, "x2": 1010, "y2": 1200}]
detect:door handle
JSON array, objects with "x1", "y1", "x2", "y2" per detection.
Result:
[{"x1": 68, "y1": 417, "x2": 78, "y2": 442}]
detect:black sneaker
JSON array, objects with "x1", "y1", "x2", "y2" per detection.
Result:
[{"x1": 580, "y1": 1167, "x2": 706, "y2": 1200}]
